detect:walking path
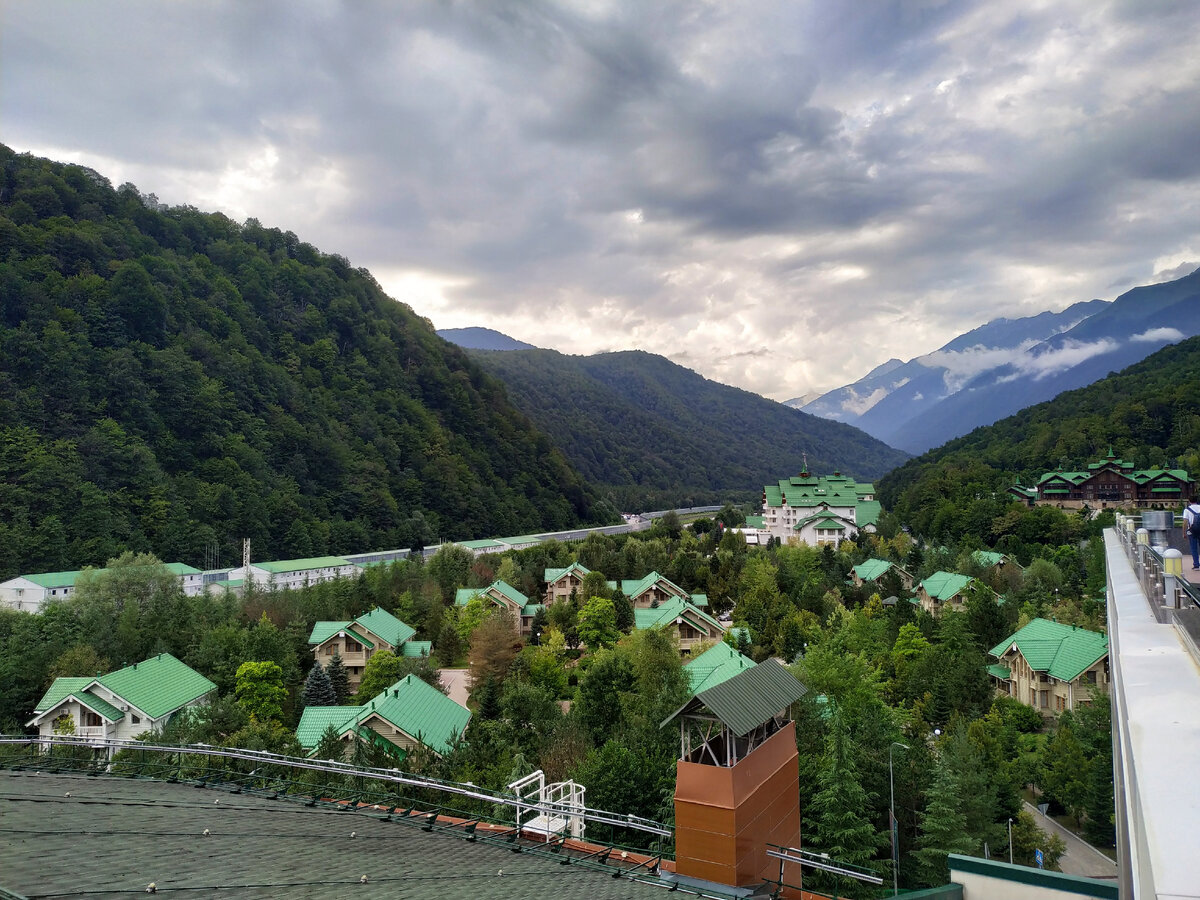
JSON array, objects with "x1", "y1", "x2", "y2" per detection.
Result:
[
  {"x1": 1022, "y1": 800, "x2": 1118, "y2": 880},
  {"x1": 438, "y1": 668, "x2": 470, "y2": 708}
]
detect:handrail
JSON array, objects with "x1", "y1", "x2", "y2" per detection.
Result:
[{"x1": 0, "y1": 735, "x2": 672, "y2": 839}]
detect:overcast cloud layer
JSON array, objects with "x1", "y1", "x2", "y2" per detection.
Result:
[{"x1": 4, "y1": 0, "x2": 1199, "y2": 401}]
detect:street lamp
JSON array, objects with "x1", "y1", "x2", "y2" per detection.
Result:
[
  {"x1": 889, "y1": 741, "x2": 909, "y2": 896},
  {"x1": 1008, "y1": 817, "x2": 1014, "y2": 864}
]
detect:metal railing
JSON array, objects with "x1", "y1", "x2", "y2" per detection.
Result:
[
  {"x1": 1113, "y1": 514, "x2": 1199, "y2": 617},
  {"x1": 0, "y1": 735, "x2": 670, "y2": 845}
]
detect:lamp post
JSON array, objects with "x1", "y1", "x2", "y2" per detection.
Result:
[
  {"x1": 1008, "y1": 817, "x2": 1014, "y2": 864},
  {"x1": 889, "y1": 741, "x2": 909, "y2": 896}
]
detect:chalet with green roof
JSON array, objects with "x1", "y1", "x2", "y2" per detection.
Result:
[
  {"x1": 1013, "y1": 448, "x2": 1193, "y2": 509},
  {"x1": 295, "y1": 674, "x2": 470, "y2": 760},
  {"x1": 308, "y1": 607, "x2": 421, "y2": 690},
  {"x1": 851, "y1": 558, "x2": 914, "y2": 591},
  {"x1": 684, "y1": 642, "x2": 756, "y2": 693},
  {"x1": 608, "y1": 571, "x2": 708, "y2": 609},
  {"x1": 634, "y1": 596, "x2": 726, "y2": 655},
  {"x1": 456, "y1": 580, "x2": 542, "y2": 636},
  {"x1": 759, "y1": 470, "x2": 877, "y2": 548},
  {"x1": 543, "y1": 562, "x2": 592, "y2": 604},
  {"x1": 988, "y1": 618, "x2": 1109, "y2": 715},
  {"x1": 28, "y1": 653, "x2": 215, "y2": 747},
  {"x1": 915, "y1": 571, "x2": 993, "y2": 617},
  {"x1": 971, "y1": 550, "x2": 1020, "y2": 571}
]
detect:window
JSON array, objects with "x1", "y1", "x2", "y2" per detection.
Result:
[
  {"x1": 344, "y1": 638, "x2": 362, "y2": 653},
  {"x1": 81, "y1": 710, "x2": 102, "y2": 727},
  {"x1": 1085, "y1": 670, "x2": 1097, "y2": 684},
  {"x1": 131, "y1": 715, "x2": 140, "y2": 725}
]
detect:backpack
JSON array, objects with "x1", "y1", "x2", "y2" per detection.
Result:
[{"x1": 1189, "y1": 506, "x2": 1200, "y2": 536}]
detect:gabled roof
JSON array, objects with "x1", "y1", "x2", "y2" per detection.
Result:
[
  {"x1": 855, "y1": 500, "x2": 882, "y2": 527},
  {"x1": 919, "y1": 571, "x2": 975, "y2": 601},
  {"x1": 95, "y1": 653, "x2": 217, "y2": 718},
  {"x1": 354, "y1": 608, "x2": 416, "y2": 647},
  {"x1": 456, "y1": 580, "x2": 528, "y2": 609},
  {"x1": 33, "y1": 677, "x2": 94, "y2": 713},
  {"x1": 255, "y1": 556, "x2": 353, "y2": 574},
  {"x1": 400, "y1": 641, "x2": 432, "y2": 658},
  {"x1": 662, "y1": 659, "x2": 808, "y2": 736},
  {"x1": 296, "y1": 705, "x2": 365, "y2": 749},
  {"x1": 359, "y1": 674, "x2": 471, "y2": 756},
  {"x1": 971, "y1": 550, "x2": 1009, "y2": 569},
  {"x1": 989, "y1": 618, "x2": 1108, "y2": 682},
  {"x1": 544, "y1": 562, "x2": 591, "y2": 583},
  {"x1": 307, "y1": 621, "x2": 375, "y2": 649},
  {"x1": 684, "y1": 642, "x2": 755, "y2": 693},
  {"x1": 852, "y1": 559, "x2": 893, "y2": 582},
  {"x1": 619, "y1": 571, "x2": 688, "y2": 601},
  {"x1": 634, "y1": 596, "x2": 723, "y2": 633},
  {"x1": 308, "y1": 608, "x2": 415, "y2": 649},
  {"x1": 455, "y1": 539, "x2": 505, "y2": 552},
  {"x1": 33, "y1": 655, "x2": 216, "y2": 723}
]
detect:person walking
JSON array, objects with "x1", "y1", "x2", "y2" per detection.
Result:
[{"x1": 1185, "y1": 495, "x2": 1200, "y2": 570}]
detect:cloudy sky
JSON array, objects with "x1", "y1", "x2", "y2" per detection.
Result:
[{"x1": 4, "y1": 1, "x2": 1199, "y2": 401}]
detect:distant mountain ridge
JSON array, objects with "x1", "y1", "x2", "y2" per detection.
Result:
[
  {"x1": 468, "y1": 347, "x2": 910, "y2": 511},
  {"x1": 438, "y1": 327, "x2": 536, "y2": 351},
  {"x1": 804, "y1": 267, "x2": 1200, "y2": 453},
  {"x1": 878, "y1": 334, "x2": 1200, "y2": 538}
]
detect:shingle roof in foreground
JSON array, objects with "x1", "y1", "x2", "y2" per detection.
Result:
[{"x1": 0, "y1": 771, "x2": 675, "y2": 900}]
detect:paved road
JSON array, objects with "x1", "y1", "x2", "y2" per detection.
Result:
[
  {"x1": 439, "y1": 668, "x2": 471, "y2": 708},
  {"x1": 1022, "y1": 800, "x2": 1118, "y2": 879}
]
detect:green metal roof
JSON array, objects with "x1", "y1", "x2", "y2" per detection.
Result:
[
  {"x1": 744, "y1": 516, "x2": 764, "y2": 529},
  {"x1": 987, "y1": 664, "x2": 1012, "y2": 680},
  {"x1": 360, "y1": 674, "x2": 471, "y2": 756},
  {"x1": 684, "y1": 642, "x2": 756, "y2": 694},
  {"x1": 855, "y1": 500, "x2": 882, "y2": 526},
  {"x1": 255, "y1": 556, "x2": 353, "y2": 574},
  {"x1": 690, "y1": 593, "x2": 708, "y2": 608},
  {"x1": 663, "y1": 659, "x2": 808, "y2": 737},
  {"x1": 919, "y1": 571, "x2": 974, "y2": 602},
  {"x1": 307, "y1": 621, "x2": 375, "y2": 649},
  {"x1": 972, "y1": 550, "x2": 1008, "y2": 568},
  {"x1": 22, "y1": 570, "x2": 82, "y2": 589},
  {"x1": 543, "y1": 562, "x2": 591, "y2": 583},
  {"x1": 33, "y1": 677, "x2": 93, "y2": 712},
  {"x1": 354, "y1": 608, "x2": 416, "y2": 647},
  {"x1": 633, "y1": 597, "x2": 723, "y2": 633},
  {"x1": 400, "y1": 641, "x2": 432, "y2": 658},
  {"x1": 456, "y1": 539, "x2": 505, "y2": 551},
  {"x1": 988, "y1": 618, "x2": 1108, "y2": 682},
  {"x1": 295, "y1": 705, "x2": 364, "y2": 749},
  {"x1": 520, "y1": 603, "x2": 544, "y2": 617},
  {"x1": 75, "y1": 690, "x2": 126, "y2": 722},
  {"x1": 619, "y1": 572, "x2": 688, "y2": 601},
  {"x1": 852, "y1": 559, "x2": 893, "y2": 582},
  {"x1": 96, "y1": 653, "x2": 217, "y2": 718},
  {"x1": 163, "y1": 562, "x2": 202, "y2": 575}
]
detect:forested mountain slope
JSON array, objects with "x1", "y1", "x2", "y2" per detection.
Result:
[
  {"x1": 470, "y1": 347, "x2": 910, "y2": 510},
  {"x1": 879, "y1": 336, "x2": 1200, "y2": 542},
  {"x1": 0, "y1": 147, "x2": 614, "y2": 578}
]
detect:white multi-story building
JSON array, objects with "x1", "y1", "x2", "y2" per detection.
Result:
[
  {"x1": 759, "y1": 471, "x2": 879, "y2": 548},
  {"x1": 0, "y1": 562, "x2": 205, "y2": 613}
]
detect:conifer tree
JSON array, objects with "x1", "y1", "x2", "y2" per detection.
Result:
[
  {"x1": 326, "y1": 650, "x2": 350, "y2": 705},
  {"x1": 805, "y1": 709, "x2": 884, "y2": 898},
  {"x1": 314, "y1": 723, "x2": 346, "y2": 762},
  {"x1": 914, "y1": 761, "x2": 976, "y2": 886},
  {"x1": 301, "y1": 661, "x2": 336, "y2": 708}
]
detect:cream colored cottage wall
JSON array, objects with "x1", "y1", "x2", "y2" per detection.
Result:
[
  {"x1": 545, "y1": 575, "x2": 582, "y2": 605},
  {"x1": 361, "y1": 716, "x2": 425, "y2": 756}
]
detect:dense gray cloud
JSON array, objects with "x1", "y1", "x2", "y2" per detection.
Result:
[{"x1": 3, "y1": 0, "x2": 1198, "y2": 401}]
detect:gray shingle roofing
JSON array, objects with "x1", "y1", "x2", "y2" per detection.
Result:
[{"x1": 0, "y1": 771, "x2": 678, "y2": 900}]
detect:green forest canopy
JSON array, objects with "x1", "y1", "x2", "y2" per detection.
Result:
[
  {"x1": 0, "y1": 146, "x2": 616, "y2": 579},
  {"x1": 470, "y1": 347, "x2": 910, "y2": 511},
  {"x1": 880, "y1": 335, "x2": 1200, "y2": 543}
]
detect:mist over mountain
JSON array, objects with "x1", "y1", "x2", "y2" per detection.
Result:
[{"x1": 803, "y1": 268, "x2": 1200, "y2": 453}]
